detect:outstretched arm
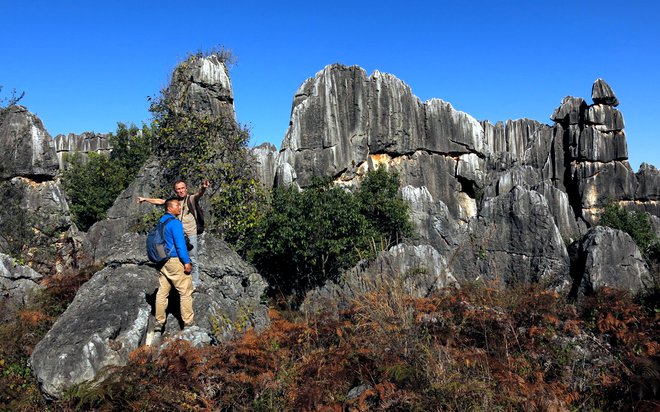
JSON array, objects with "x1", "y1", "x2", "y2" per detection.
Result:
[{"x1": 137, "y1": 197, "x2": 165, "y2": 205}]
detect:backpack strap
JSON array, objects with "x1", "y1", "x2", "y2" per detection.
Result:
[{"x1": 160, "y1": 216, "x2": 177, "y2": 251}]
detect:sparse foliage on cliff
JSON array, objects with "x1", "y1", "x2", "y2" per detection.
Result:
[
  {"x1": 61, "y1": 123, "x2": 152, "y2": 231},
  {"x1": 0, "y1": 86, "x2": 25, "y2": 112},
  {"x1": 249, "y1": 169, "x2": 412, "y2": 299}
]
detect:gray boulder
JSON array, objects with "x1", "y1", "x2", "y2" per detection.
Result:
[
  {"x1": 30, "y1": 231, "x2": 269, "y2": 399},
  {"x1": 0, "y1": 253, "x2": 44, "y2": 321},
  {"x1": 167, "y1": 54, "x2": 235, "y2": 122},
  {"x1": 571, "y1": 227, "x2": 651, "y2": 296},
  {"x1": 591, "y1": 78, "x2": 619, "y2": 107},
  {"x1": 0, "y1": 105, "x2": 58, "y2": 179},
  {"x1": 452, "y1": 186, "x2": 570, "y2": 289},
  {"x1": 302, "y1": 243, "x2": 459, "y2": 315}
]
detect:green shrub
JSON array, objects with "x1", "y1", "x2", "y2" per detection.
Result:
[
  {"x1": 61, "y1": 123, "x2": 152, "y2": 231},
  {"x1": 249, "y1": 169, "x2": 412, "y2": 300}
]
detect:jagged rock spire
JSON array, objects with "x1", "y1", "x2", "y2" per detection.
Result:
[{"x1": 591, "y1": 78, "x2": 619, "y2": 107}]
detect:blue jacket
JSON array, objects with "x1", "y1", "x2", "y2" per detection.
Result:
[{"x1": 160, "y1": 213, "x2": 191, "y2": 264}]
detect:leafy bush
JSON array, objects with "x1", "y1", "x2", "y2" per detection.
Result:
[
  {"x1": 61, "y1": 123, "x2": 152, "y2": 231},
  {"x1": 250, "y1": 169, "x2": 412, "y2": 299},
  {"x1": 599, "y1": 201, "x2": 658, "y2": 253},
  {"x1": 149, "y1": 50, "x2": 268, "y2": 249}
]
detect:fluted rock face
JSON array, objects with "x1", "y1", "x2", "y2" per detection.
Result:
[
  {"x1": 168, "y1": 54, "x2": 235, "y2": 121},
  {"x1": 55, "y1": 132, "x2": 112, "y2": 169},
  {"x1": 0, "y1": 253, "x2": 44, "y2": 322},
  {"x1": 0, "y1": 106, "x2": 79, "y2": 275},
  {"x1": 0, "y1": 105, "x2": 58, "y2": 179},
  {"x1": 265, "y1": 65, "x2": 657, "y2": 301},
  {"x1": 571, "y1": 227, "x2": 650, "y2": 296},
  {"x1": 454, "y1": 186, "x2": 571, "y2": 288}
]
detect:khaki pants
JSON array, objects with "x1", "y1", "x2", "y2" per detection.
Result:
[{"x1": 155, "y1": 258, "x2": 194, "y2": 326}]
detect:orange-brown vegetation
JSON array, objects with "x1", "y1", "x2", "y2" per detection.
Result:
[{"x1": 1, "y1": 279, "x2": 658, "y2": 411}]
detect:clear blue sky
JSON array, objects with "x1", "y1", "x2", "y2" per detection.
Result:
[{"x1": 2, "y1": 1, "x2": 658, "y2": 170}]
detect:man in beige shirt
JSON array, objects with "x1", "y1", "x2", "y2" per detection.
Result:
[{"x1": 138, "y1": 179, "x2": 209, "y2": 289}]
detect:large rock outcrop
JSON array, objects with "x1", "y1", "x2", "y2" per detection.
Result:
[
  {"x1": 250, "y1": 65, "x2": 659, "y2": 301},
  {"x1": 30, "y1": 54, "x2": 271, "y2": 399},
  {"x1": 0, "y1": 253, "x2": 44, "y2": 322},
  {"x1": 31, "y1": 232, "x2": 269, "y2": 398},
  {"x1": 0, "y1": 106, "x2": 79, "y2": 275},
  {"x1": 0, "y1": 105, "x2": 58, "y2": 180}
]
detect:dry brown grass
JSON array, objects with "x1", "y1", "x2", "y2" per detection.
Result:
[{"x1": 2, "y1": 277, "x2": 659, "y2": 411}]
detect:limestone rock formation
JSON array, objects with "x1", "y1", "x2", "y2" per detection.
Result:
[
  {"x1": 167, "y1": 53, "x2": 235, "y2": 121},
  {"x1": 0, "y1": 105, "x2": 58, "y2": 180},
  {"x1": 302, "y1": 243, "x2": 459, "y2": 315},
  {"x1": 258, "y1": 65, "x2": 658, "y2": 302},
  {"x1": 29, "y1": 54, "x2": 271, "y2": 399},
  {"x1": 31, "y1": 232, "x2": 269, "y2": 398},
  {"x1": 0, "y1": 253, "x2": 44, "y2": 322},
  {"x1": 54, "y1": 132, "x2": 112, "y2": 169},
  {"x1": 0, "y1": 106, "x2": 79, "y2": 275},
  {"x1": 570, "y1": 227, "x2": 651, "y2": 296}
]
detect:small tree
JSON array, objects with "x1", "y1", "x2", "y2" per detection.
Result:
[
  {"x1": 61, "y1": 123, "x2": 152, "y2": 231},
  {"x1": 249, "y1": 169, "x2": 413, "y2": 301}
]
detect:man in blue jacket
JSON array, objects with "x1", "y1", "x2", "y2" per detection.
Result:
[{"x1": 155, "y1": 197, "x2": 194, "y2": 330}]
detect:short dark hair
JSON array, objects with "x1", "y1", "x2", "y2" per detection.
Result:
[
  {"x1": 165, "y1": 197, "x2": 180, "y2": 210},
  {"x1": 173, "y1": 180, "x2": 187, "y2": 188}
]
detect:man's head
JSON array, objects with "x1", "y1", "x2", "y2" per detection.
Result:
[
  {"x1": 173, "y1": 180, "x2": 188, "y2": 199},
  {"x1": 165, "y1": 197, "x2": 181, "y2": 216}
]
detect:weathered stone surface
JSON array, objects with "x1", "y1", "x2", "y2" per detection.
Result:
[
  {"x1": 301, "y1": 243, "x2": 459, "y2": 315},
  {"x1": 424, "y1": 98, "x2": 485, "y2": 155},
  {"x1": 0, "y1": 105, "x2": 58, "y2": 179},
  {"x1": 551, "y1": 96, "x2": 587, "y2": 124},
  {"x1": 591, "y1": 78, "x2": 619, "y2": 107},
  {"x1": 572, "y1": 161, "x2": 638, "y2": 223},
  {"x1": 31, "y1": 231, "x2": 269, "y2": 398},
  {"x1": 452, "y1": 186, "x2": 570, "y2": 288},
  {"x1": 168, "y1": 54, "x2": 235, "y2": 121},
  {"x1": 533, "y1": 182, "x2": 584, "y2": 243},
  {"x1": 251, "y1": 142, "x2": 278, "y2": 188},
  {"x1": 636, "y1": 163, "x2": 660, "y2": 200},
  {"x1": 83, "y1": 158, "x2": 167, "y2": 265},
  {"x1": 578, "y1": 127, "x2": 627, "y2": 162},
  {"x1": 400, "y1": 185, "x2": 465, "y2": 255},
  {"x1": 571, "y1": 227, "x2": 650, "y2": 296},
  {"x1": 0, "y1": 177, "x2": 79, "y2": 275},
  {"x1": 584, "y1": 104, "x2": 625, "y2": 132},
  {"x1": 0, "y1": 253, "x2": 44, "y2": 321},
  {"x1": 54, "y1": 132, "x2": 112, "y2": 169}
]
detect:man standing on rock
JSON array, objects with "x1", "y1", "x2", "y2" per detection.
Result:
[
  {"x1": 155, "y1": 197, "x2": 194, "y2": 330},
  {"x1": 138, "y1": 179, "x2": 209, "y2": 290}
]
